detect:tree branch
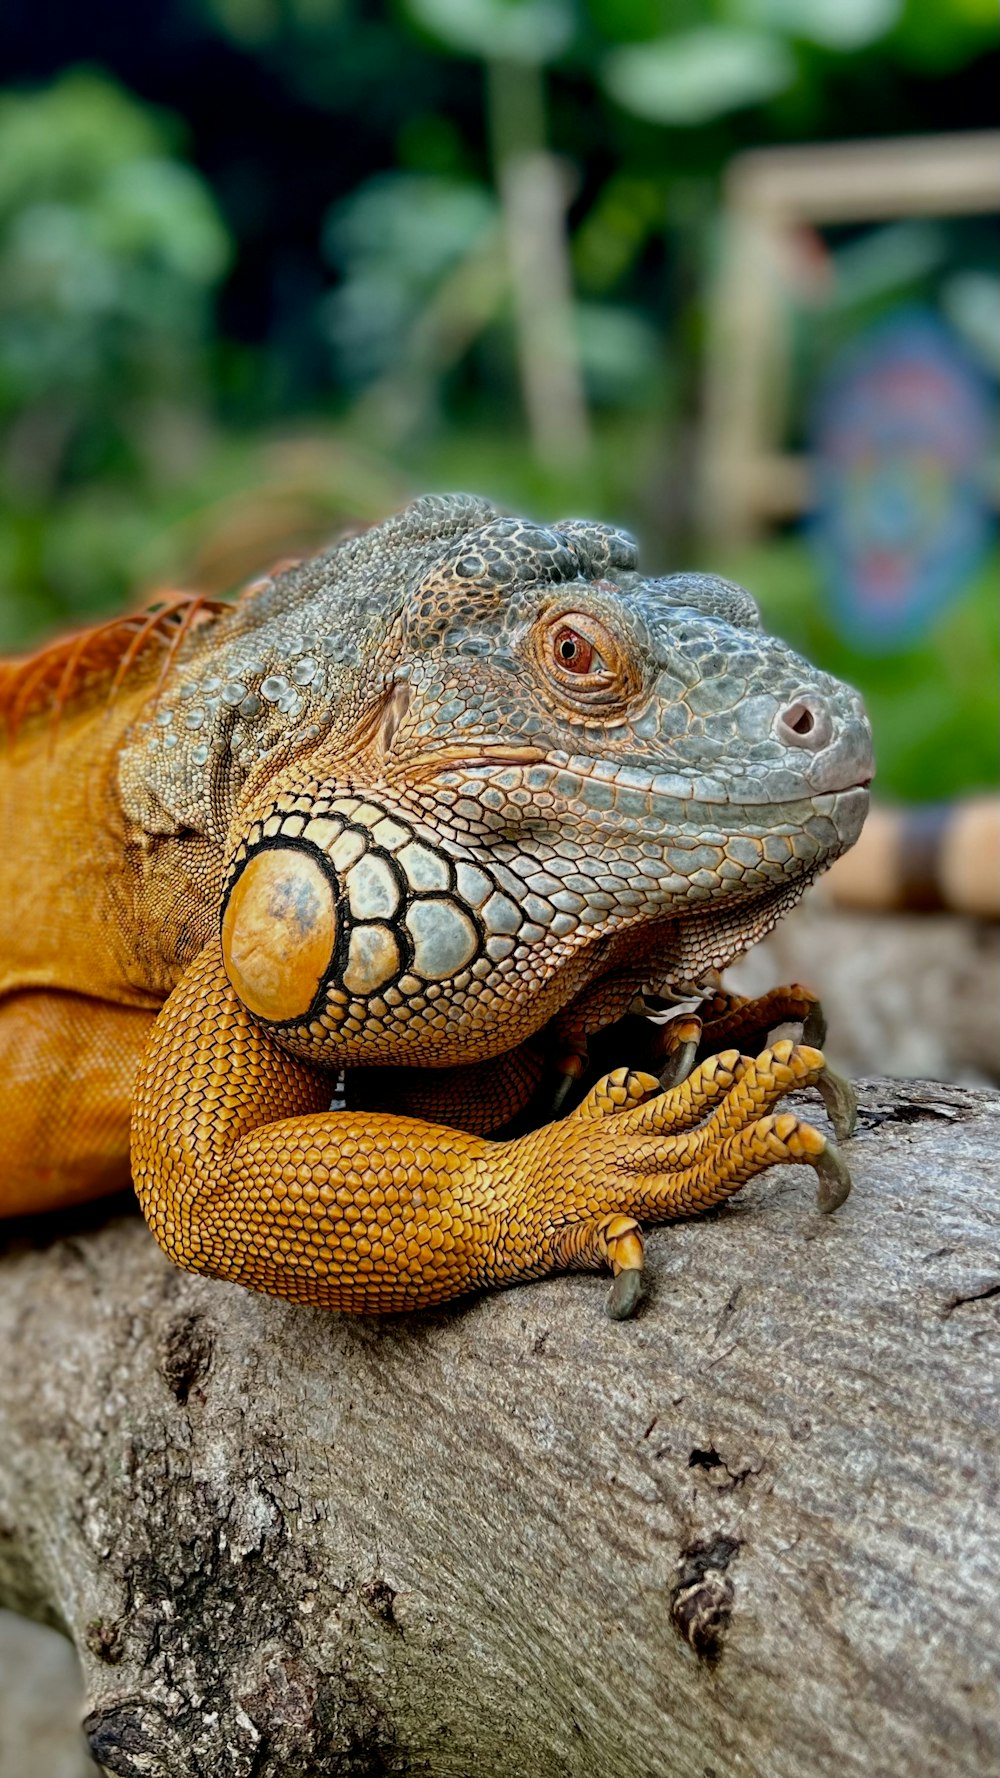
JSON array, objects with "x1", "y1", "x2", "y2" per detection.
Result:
[{"x1": 1, "y1": 1077, "x2": 998, "y2": 1778}]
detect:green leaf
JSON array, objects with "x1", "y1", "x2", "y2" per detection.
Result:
[
  {"x1": 403, "y1": 0, "x2": 575, "y2": 65},
  {"x1": 604, "y1": 27, "x2": 795, "y2": 126},
  {"x1": 735, "y1": 0, "x2": 903, "y2": 53}
]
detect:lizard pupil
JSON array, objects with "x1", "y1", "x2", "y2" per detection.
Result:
[{"x1": 554, "y1": 627, "x2": 593, "y2": 674}]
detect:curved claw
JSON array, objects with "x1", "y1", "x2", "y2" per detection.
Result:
[
  {"x1": 659, "y1": 1038, "x2": 699, "y2": 1090},
  {"x1": 813, "y1": 1142, "x2": 852, "y2": 1213},
  {"x1": 801, "y1": 997, "x2": 828, "y2": 1048},
  {"x1": 817, "y1": 1067, "x2": 858, "y2": 1141},
  {"x1": 548, "y1": 1070, "x2": 580, "y2": 1118},
  {"x1": 603, "y1": 1213, "x2": 645, "y2": 1320},
  {"x1": 607, "y1": 1267, "x2": 643, "y2": 1320},
  {"x1": 658, "y1": 1015, "x2": 703, "y2": 1090}
]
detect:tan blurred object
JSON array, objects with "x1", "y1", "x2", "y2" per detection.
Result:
[
  {"x1": 701, "y1": 132, "x2": 1000, "y2": 543},
  {"x1": 130, "y1": 433, "x2": 411, "y2": 598},
  {"x1": 487, "y1": 60, "x2": 591, "y2": 467},
  {"x1": 825, "y1": 796, "x2": 1000, "y2": 918},
  {"x1": 941, "y1": 796, "x2": 1000, "y2": 916},
  {"x1": 0, "y1": 1611, "x2": 95, "y2": 1777}
]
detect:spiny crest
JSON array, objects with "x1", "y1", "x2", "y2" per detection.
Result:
[
  {"x1": 0, "y1": 495, "x2": 642, "y2": 747},
  {"x1": 0, "y1": 593, "x2": 229, "y2": 743},
  {"x1": 206, "y1": 494, "x2": 508, "y2": 646}
]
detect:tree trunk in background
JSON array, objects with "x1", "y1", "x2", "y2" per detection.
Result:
[
  {"x1": 1, "y1": 1077, "x2": 998, "y2": 1778},
  {"x1": 487, "y1": 57, "x2": 591, "y2": 467}
]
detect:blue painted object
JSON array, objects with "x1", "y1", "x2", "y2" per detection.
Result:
[{"x1": 810, "y1": 310, "x2": 996, "y2": 652}]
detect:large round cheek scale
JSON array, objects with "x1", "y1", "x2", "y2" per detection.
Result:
[{"x1": 222, "y1": 847, "x2": 336, "y2": 1022}]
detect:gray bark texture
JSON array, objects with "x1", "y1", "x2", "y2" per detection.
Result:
[{"x1": 1, "y1": 1075, "x2": 998, "y2": 1778}]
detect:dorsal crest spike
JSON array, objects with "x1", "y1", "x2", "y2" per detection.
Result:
[
  {"x1": 0, "y1": 591, "x2": 229, "y2": 746},
  {"x1": 320, "y1": 494, "x2": 506, "y2": 572}
]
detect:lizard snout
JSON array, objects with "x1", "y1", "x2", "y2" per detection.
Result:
[{"x1": 772, "y1": 690, "x2": 874, "y2": 796}]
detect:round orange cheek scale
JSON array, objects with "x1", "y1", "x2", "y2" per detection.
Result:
[{"x1": 222, "y1": 847, "x2": 337, "y2": 1022}]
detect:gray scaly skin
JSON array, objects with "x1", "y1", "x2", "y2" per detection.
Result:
[{"x1": 121, "y1": 493, "x2": 872, "y2": 1072}]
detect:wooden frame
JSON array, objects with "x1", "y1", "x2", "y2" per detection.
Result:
[{"x1": 699, "y1": 132, "x2": 1000, "y2": 544}]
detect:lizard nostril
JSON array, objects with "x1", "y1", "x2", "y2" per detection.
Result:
[{"x1": 774, "y1": 696, "x2": 832, "y2": 751}]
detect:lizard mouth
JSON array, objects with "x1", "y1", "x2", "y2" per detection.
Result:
[
  {"x1": 810, "y1": 779, "x2": 871, "y2": 798},
  {"x1": 395, "y1": 744, "x2": 873, "y2": 808}
]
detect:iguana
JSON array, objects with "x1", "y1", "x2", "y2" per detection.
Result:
[{"x1": 0, "y1": 494, "x2": 873, "y2": 1316}]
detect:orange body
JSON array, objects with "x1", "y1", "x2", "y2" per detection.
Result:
[{"x1": 0, "y1": 639, "x2": 212, "y2": 1214}]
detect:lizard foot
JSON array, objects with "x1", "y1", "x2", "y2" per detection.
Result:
[
  {"x1": 622, "y1": 1038, "x2": 854, "y2": 1217},
  {"x1": 698, "y1": 982, "x2": 826, "y2": 1051},
  {"x1": 532, "y1": 1041, "x2": 853, "y2": 1317},
  {"x1": 697, "y1": 985, "x2": 856, "y2": 1140}
]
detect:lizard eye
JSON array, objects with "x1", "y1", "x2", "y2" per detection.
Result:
[
  {"x1": 553, "y1": 626, "x2": 597, "y2": 674},
  {"x1": 545, "y1": 614, "x2": 616, "y2": 683},
  {"x1": 536, "y1": 609, "x2": 637, "y2": 709}
]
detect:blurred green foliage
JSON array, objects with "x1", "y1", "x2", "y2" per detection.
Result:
[
  {"x1": 0, "y1": 71, "x2": 230, "y2": 632},
  {"x1": 322, "y1": 174, "x2": 499, "y2": 390},
  {"x1": 0, "y1": 1, "x2": 996, "y2": 799}
]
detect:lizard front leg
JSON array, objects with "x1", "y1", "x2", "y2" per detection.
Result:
[
  {"x1": 133, "y1": 942, "x2": 532, "y2": 1312},
  {"x1": 343, "y1": 1042, "x2": 545, "y2": 1137},
  {"x1": 133, "y1": 945, "x2": 851, "y2": 1315}
]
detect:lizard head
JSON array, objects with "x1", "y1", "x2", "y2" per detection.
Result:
[{"x1": 161, "y1": 496, "x2": 872, "y2": 1064}]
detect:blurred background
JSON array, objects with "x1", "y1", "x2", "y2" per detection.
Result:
[
  {"x1": 0, "y1": 4, "x2": 997, "y2": 1768},
  {"x1": 0, "y1": 0, "x2": 996, "y2": 793}
]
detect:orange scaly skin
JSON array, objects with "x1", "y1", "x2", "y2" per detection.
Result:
[
  {"x1": 135, "y1": 940, "x2": 837, "y2": 1312},
  {"x1": 1, "y1": 496, "x2": 872, "y2": 1313}
]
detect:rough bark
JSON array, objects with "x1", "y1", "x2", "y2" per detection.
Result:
[{"x1": 1, "y1": 1076, "x2": 998, "y2": 1778}]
